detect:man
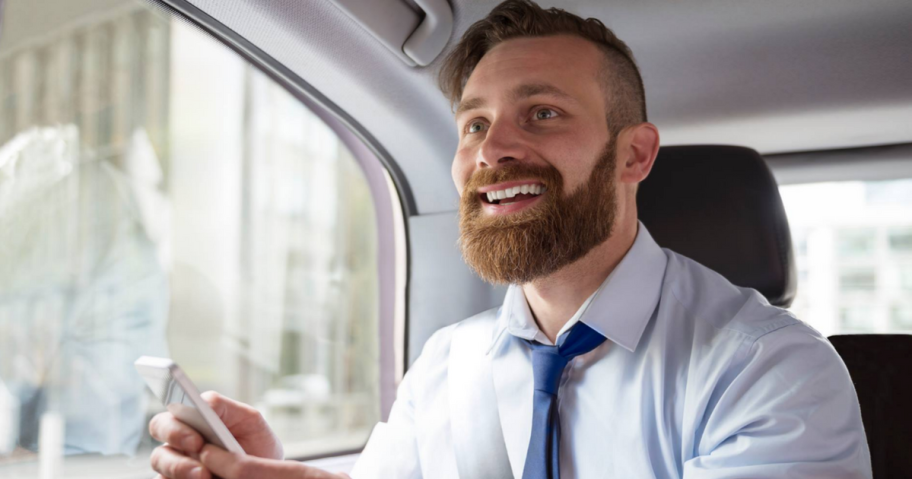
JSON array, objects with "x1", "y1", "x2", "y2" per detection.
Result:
[{"x1": 149, "y1": 1, "x2": 872, "y2": 478}]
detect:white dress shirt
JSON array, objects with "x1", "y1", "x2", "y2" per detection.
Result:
[{"x1": 351, "y1": 222, "x2": 872, "y2": 479}]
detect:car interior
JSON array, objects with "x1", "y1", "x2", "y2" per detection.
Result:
[{"x1": 0, "y1": 0, "x2": 910, "y2": 477}]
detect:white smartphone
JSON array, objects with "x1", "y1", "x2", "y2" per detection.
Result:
[{"x1": 134, "y1": 356, "x2": 245, "y2": 454}]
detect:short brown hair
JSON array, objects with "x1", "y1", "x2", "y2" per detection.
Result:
[{"x1": 439, "y1": 0, "x2": 647, "y2": 134}]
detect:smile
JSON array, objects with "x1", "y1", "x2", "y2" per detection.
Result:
[{"x1": 477, "y1": 180, "x2": 547, "y2": 214}]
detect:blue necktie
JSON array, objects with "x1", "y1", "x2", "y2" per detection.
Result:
[{"x1": 522, "y1": 322, "x2": 606, "y2": 479}]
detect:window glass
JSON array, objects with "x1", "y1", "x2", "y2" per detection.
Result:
[
  {"x1": 780, "y1": 178, "x2": 912, "y2": 337},
  {"x1": 836, "y1": 230, "x2": 876, "y2": 257},
  {"x1": 838, "y1": 305, "x2": 875, "y2": 332},
  {"x1": 892, "y1": 304, "x2": 912, "y2": 330},
  {"x1": 900, "y1": 267, "x2": 912, "y2": 292},
  {"x1": 0, "y1": 0, "x2": 382, "y2": 475},
  {"x1": 889, "y1": 228, "x2": 912, "y2": 254},
  {"x1": 838, "y1": 269, "x2": 877, "y2": 293}
]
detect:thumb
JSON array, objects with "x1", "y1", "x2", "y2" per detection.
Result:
[
  {"x1": 199, "y1": 392, "x2": 283, "y2": 461},
  {"x1": 199, "y1": 391, "x2": 258, "y2": 429}
]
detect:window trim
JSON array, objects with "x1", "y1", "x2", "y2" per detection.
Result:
[
  {"x1": 766, "y1": 142, "x2": 912, "y2": 186},
  {"x1": 145, "y1": 0, "x2": 413, "y2": 460}
]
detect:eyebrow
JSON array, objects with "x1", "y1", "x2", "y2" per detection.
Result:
[{"x1": 455, "y1": 82, "x2": 576, "y2": 116}]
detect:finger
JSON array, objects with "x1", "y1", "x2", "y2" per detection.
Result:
[
  {"x1": 150, "y1": 445, "x2": 212, "y2": 479},
  {"x1": 200, "y1": 444, "x2": 324, "y2": 479},
  {"x1": 200, "y1": 392, "x2": 283, "y2": 459},
  {"x1": 200, "y1": 391, "x2": 264, "y2": 431},
  {"x1": 149, "y1": 412, "x2": 204, "y2": 454},
  {"x1": 199, "y1": 444, "x2": 257, "y2": 479}
]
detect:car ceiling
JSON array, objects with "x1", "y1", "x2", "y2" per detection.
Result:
[{"x1": 5, "y1": 0, "x2": 912, "y2": 216}]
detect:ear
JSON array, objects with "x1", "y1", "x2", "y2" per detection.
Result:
[{"x1": 617, "y1": 122, "x2": 660, "y2": 185}]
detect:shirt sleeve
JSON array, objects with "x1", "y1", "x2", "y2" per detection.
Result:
[
  {"x1": 683, "y1": 323, "x2": 873, "y2": 479},
  {"x1": 349, "y1": 344, "x2": 425, "y2": 479}
]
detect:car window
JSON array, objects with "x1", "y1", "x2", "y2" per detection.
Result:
[
  {"x1": 781, "y1": 178, "x2": 912, "y2": 336},
  {"x1": 0, "y1": 0, "x2": 386, "y2": 475}
]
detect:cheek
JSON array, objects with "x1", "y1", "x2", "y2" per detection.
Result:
[
  {"x1": 563, "y1": 169, "x2": 589, "y2": 192},
  {"x1": 546, "y1": 151, "x2": 587, "y2": 189},
  {"x1": 550, "y1": 148, "x2": 600, "y2": 192},
  {"x1": 452, "y1": 151, "x2": 473, "y2": 194}
]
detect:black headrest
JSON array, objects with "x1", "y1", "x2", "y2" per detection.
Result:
[{"x1": 637, "y1": 145, "x2": 796, "y2": 307}]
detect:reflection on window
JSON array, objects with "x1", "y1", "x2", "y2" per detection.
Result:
[
  {"x1": 1, "y1": 0, "x2": 382, "y2": 475},
  {"x1": 780, "y1": 179, "x2": 912, "y2": 337}
]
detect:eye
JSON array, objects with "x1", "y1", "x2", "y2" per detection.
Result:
[
  {"x1": 533, "y1": 108, "x2": 558, "y2": 121},
  {"x1": 465, "y1": 120, "x2": 487, "y2": 134}
]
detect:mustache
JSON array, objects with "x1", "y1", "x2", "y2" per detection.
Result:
[{"x1": 462, "y1": 163, "x2": 563, "y2": 197}]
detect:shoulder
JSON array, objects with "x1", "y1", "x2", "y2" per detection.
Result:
[
  {"x1": 662, "y1": 249, "x2": 851, "y2": 399},
  {"x1": 408, "y1": 306, "x2": 501, "y2": 376},
  {"x1": 662, "y1": 249, "x2": 804, "y2": 344},
  {"x1": 690, "y1": 303, "x2": 864, "y2": 465},
  {"x1": 396, "y1": 307, "x2": 500, "y2": 410}
]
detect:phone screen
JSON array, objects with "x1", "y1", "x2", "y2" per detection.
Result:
[
  {"x1": 136, "y1": 360, "x2": 235, "y2": 451},
  {"x1": 156, "y1": 373, "x2": 195, "y2": 407}
]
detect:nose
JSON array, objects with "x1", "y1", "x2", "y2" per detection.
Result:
[{"x1": 476, "y1": 119, "x2": 527, "y2": 170}]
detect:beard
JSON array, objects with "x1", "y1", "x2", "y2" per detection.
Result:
[{"x1": 458, "y1": 137, "x2": 619, "y2": 285}]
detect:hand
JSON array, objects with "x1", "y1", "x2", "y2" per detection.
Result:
[
  {"x1": 149, "y1": 391, "x2": 344, "y2": 479},
  {"x1": 196, "y1": 444, "x2": 351, "y2": 479}
]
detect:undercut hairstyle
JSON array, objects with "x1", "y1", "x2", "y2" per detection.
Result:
[{"x1": 438, "y1": 0, "x2": 647, "y2": 135}]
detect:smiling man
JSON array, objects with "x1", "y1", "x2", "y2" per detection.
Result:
[{"x1": 148, "y1": 1, "x2": 872, "y2": 478}]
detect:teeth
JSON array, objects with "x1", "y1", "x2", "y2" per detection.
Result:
[{"x1": 484, "y1": 184, "x2": 546, "y2": 203}]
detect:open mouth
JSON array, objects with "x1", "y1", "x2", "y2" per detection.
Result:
[{"x1": 478, "y1": 182, "x2": 547, "y2": 206}]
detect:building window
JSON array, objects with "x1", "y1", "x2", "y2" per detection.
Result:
[
  {"x1": 889, "y1": 228, "x2": 912, "y2": 254},
  {"x1": 838, "y1": 269, "x2": 877, "y2": 293},
  {"x1": 780, "y1": 178, "x2": 912, "y2": 337},
  {"x1": 1, "y1": 0, "x2": 389, "y2": 475},
  {"x1": 839, "y1": 305, "x2": 875, "y2": 332},
  {"x1": 892, "y1": 305, "x2": 912, "y2": 331},
  {"x1": 900, "y1": 267, "x2": 912, "y2": 292},
  {"x1": 836, "y1": 230, "x2": 876, "y2": 258}
]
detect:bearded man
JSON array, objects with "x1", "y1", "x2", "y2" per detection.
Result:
[{"x1": 148, "y1": 1, "x2": 872, "y2": 478}]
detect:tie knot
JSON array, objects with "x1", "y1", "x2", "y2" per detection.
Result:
[
  {"x1": 527, "y1": 322, "x2": 606, "y2": 395},
  {"x1": 530, "y1": 348, "x2": 568, "y2": 395}
]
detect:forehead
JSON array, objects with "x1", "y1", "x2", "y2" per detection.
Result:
[{"x1": 461, "y1": 35, "x2": 604, "y2": 103}]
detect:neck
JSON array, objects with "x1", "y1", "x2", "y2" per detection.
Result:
[{"x1": 522, "y1": 218, "x2": 638, "y2": 343}]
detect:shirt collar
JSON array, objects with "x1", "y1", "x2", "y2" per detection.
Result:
[{"x1": 493, "y1": 221, "x2": 668, "y2": 353}]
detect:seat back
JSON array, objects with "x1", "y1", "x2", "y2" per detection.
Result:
[
  {"x1": 828, "y1": 334, "x2": 912, "y2": 478},
  {"x1": 637, "y1": 145, "x2": 796, "y2": 306}
]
